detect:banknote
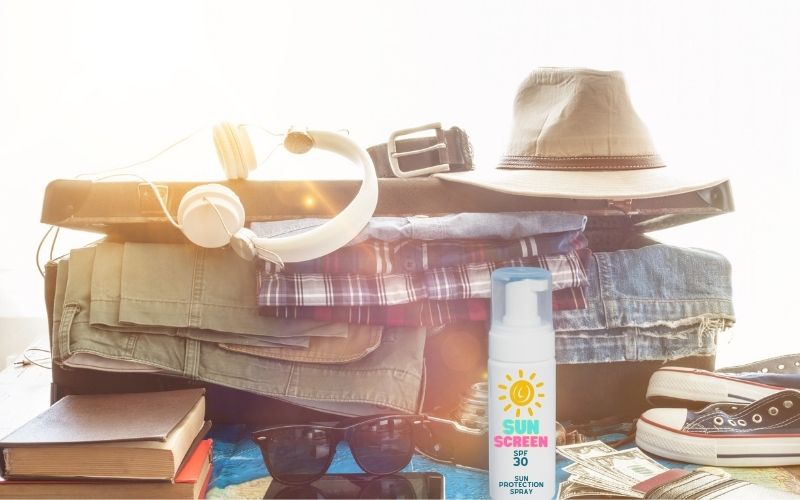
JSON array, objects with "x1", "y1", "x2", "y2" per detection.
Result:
[
  {"x1": 556, "y1": 479, "x2": 625, "y2": 500},
  {"x1": 557, "y1": 440, "x2": 618, "y2": 462},
  {"x1": 568, "y1": 475, "x2": 644, "y2": 498},
  {"x1": 558, "y1": 441, "x2": 635, "y2": 485},
  {"x1": 564, "y1": 463, "x2": 625, "y2": 486},
  {"x1": 558, "y1": 442, "x2": 671, "y2": 498},
  {"x1": 564, "y1": 463, "x2": 643, "y2": 497},
  {"x1": 583, "y1": 448, "x2": 668, "y2": 484}
]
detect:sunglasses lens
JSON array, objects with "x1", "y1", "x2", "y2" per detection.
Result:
[
  {"x1": 350, "y1": 417, "x2": 414, "y2": 475},
  {"x1": 259, "y1": 427, "x2": 333, "y2": 484}
]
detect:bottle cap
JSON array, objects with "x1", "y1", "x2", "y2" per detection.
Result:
[
  {"x1": 490, "y1": 267, "x2": 555, "y2": 363},
  {"x1": 491, "y1": 267, "x2": 552, "y2": 332}
]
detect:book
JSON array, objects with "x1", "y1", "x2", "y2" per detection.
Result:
[
  {"x1": 0, "y1": 439, "x2": 213, "y2": 499},
  {"x1": 0, "y1": 388, "x2": 206, "y2": 480}
]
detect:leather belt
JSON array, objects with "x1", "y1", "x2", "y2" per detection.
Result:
[{"x1": 368, "y1": 123, "x2": 473, "y2": 178}]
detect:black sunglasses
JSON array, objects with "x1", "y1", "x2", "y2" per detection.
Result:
[{"x1": 252, "y1": 414, "x2": 426, "y2": 485}]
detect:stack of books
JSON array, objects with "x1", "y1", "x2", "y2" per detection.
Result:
[{"x1": 0, "y1": 388, "x2": 211, "y2": 499}]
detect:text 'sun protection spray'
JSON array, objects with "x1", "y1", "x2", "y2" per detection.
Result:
[{"x1": 489, "y1": 268, "x2": 555, "y2": 499}]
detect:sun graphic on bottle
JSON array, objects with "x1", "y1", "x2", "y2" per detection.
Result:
[{"x1": 497, "y1": 369, "x2": 545, "y2": 417}]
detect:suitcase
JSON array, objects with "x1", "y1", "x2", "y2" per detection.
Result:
[{"x1": 41, "y1": 177, "x2": 733, "y2": 421}]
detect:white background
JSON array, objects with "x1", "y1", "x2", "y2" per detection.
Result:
[{"x1": 1, "y1": 0, "x2": 799, "y2": 367}]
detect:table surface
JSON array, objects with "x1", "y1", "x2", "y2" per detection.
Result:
[{"x1": 0, "y1": 343, "x2": 51, "y2": 441}]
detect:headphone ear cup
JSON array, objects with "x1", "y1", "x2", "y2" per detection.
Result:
[
  {"x1": 213, "y1": 122, "x2": 238, "y2": 179},
  {"x1": 232, "y1": 124, "x2": 257, "y2": 176},
  {"x1": 213, "y1": 122, "x2": 257, "y2": 179},
  {"x1": 177, "y1": 184, "x2": 246, "y2": 248}
]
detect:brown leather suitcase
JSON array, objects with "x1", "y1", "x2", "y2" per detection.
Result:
[{"x1": 41, "y1": 177, "x2": 733, "y2": 421}]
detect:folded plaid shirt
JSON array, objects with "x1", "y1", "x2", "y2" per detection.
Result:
[
  {"x1": 257, "y1": 249, "x2": 590, "y2": 307},
  {"x1": 262, "y1": 231, "x2": 587, "y2": 274},
  {"x1": 260, "y1": 288, "x2": 587, "y2": 327}
]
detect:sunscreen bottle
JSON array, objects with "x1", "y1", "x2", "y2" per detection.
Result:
[{"x1": 489, "y1": 268, "x2": 555, "y2": 499}]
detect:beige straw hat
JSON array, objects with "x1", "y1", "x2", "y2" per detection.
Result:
[{"x1": 437, "y1": 68, "x2": 727, "y2": 199}]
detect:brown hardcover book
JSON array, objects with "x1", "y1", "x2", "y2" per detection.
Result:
[
  {"x1": 0, "y1": 439, "x2": 213, "y2": 499},
  {"x1": 0, "y1": 389, "x2": 206, "y2": 480}
]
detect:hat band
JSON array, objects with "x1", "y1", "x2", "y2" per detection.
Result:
[{"x1": 499, "y1": 154, "x2": 665, "y2": 171}]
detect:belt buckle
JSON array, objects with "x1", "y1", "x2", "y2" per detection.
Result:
[{"x1": 387, "y1": 122, "x2": 450, "y2": 178}]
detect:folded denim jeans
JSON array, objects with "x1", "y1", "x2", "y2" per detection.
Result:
[
  {"x1": 252, "y1": 212, "x2": 588, "y2": 245},
  {"x1": 555, "y1": 324, "x2": 721, "y2": 364},
  {"x1": 553, "y1": 244, "x2": 735, "y2": 363}
]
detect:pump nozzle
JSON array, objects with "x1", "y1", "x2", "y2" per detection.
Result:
[
  {"x1": 491, "y1": 267, "x2": 553, "y2": 336},
  {"x1": 502, "y1": 278, "x2": 548, "y2": 327}
]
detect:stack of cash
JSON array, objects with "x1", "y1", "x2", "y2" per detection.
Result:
[{"x1": 556, "y1": 441, "x2": 669, "y2": 499}]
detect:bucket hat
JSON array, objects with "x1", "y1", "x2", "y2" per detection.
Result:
[{"x1": 437, "y1": 68, "x2": 726, "y2": 199}]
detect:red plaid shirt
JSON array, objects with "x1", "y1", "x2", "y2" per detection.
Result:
[
  {"x1": 257, "y1": 250, "x2": 589, "y2": 307},
  {"x1": 259, "y1": 288, "x2": 587, "y2": 328}
]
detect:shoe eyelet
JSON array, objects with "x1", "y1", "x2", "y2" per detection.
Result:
[
  {"x1": 752, "y1": 414, "x2": 763, "y2": 423},
  {"x1": 728, "y1": 419, "x2": 737, "y2": 427},
  {"x1": 779, "y1": 364, "x2": 786, "y2": 370},
  {"x1": 737, "y1": 419, "x2": 747, "y2": 426},
  {"x1": 762, "y1": 368, "x2": 769, "y2": 373},
  {"x1": 769, "y1": 407, "x2": 779, "y2": 416},
  {"x1": 730, "y1": 406, "x2": 738, "y2": 410},
  {"x1": 784, "y1": 400, "x2": 794, "y2": 409},
  {"x1": 713, "y1": 417, "x2": 724, "y2": 426},
  {"x1": 795, "y1": 361, "x2": 800, "y2": 367}
]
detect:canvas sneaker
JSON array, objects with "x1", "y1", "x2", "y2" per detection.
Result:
[
  {"x1": 646, "y1": 354, "x2": 800, "y2": 406},
  {"x1": 636, "y1": 389, "x2": 800, "y2": 467}
]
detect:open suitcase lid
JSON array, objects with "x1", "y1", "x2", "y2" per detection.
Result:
[{"x1": 41, "y1": 177, "x2": 733, "y2": 238}]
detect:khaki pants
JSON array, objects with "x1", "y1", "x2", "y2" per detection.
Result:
[{"x1": 52, "y1": 245, "x2": 424, "y2": 414}]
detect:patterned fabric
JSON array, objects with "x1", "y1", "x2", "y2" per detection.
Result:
[
  {"x1": 259, "y1": 288, "x2": 587, "y2": 327},
  {"x1": 257, "y1": 250, "x2": 589, "y2": 307},
  {"x1": 263, "y1": 231, "x2": 588, "y2": 275},
  {"x1": 252, "y1": 212, "x2": 587, "y2": 247},
  {"x1": 261, "y1": 299, "x2": 489, "y2": 328}
]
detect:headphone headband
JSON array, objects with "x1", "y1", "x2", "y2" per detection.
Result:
[{"x1": 246, "y1": 130, "x2": 379, "y2": 262}]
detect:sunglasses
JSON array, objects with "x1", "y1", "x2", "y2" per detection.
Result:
[{"x1": 252, "y1": 414, "x2": 425, "y2": 485}]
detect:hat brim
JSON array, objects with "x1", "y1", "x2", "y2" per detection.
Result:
[{"x1": 435, "y1": 167, "x2": 728, "y2": 200}]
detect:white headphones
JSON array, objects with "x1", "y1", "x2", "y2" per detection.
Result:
[{"x1": 175, "y1": 122, "x2": 379, "y2": 263}]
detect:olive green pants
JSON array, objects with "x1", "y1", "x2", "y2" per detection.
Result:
[{"x1": 52, "y1": 246, "x2": 425, "y2": 414}]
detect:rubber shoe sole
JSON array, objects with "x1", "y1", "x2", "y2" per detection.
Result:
[
  {"x1": 646, "y1": 367, "x2": 785, "y2": 405},
  {"x1": 636, "y1": 410, "x2": 800, "y2": 467}
]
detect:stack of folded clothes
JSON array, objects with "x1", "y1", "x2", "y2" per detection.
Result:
[
  {"x1": 51, "y1": 243, "x2": 425, "y2": 416},
  {"x1": 254, "y1": 212, "x2": 591, "y2": 328},
  {"x1": 251, "y1": 212, "x2": 736, "y2": 418},
  {"x1": 50, "y1": 210, "x2": 735, "y2": 421}
]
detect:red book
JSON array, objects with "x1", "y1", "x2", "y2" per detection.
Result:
[{"x1": 0, "y1": 439, "x2": 213, "y2": 499}]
